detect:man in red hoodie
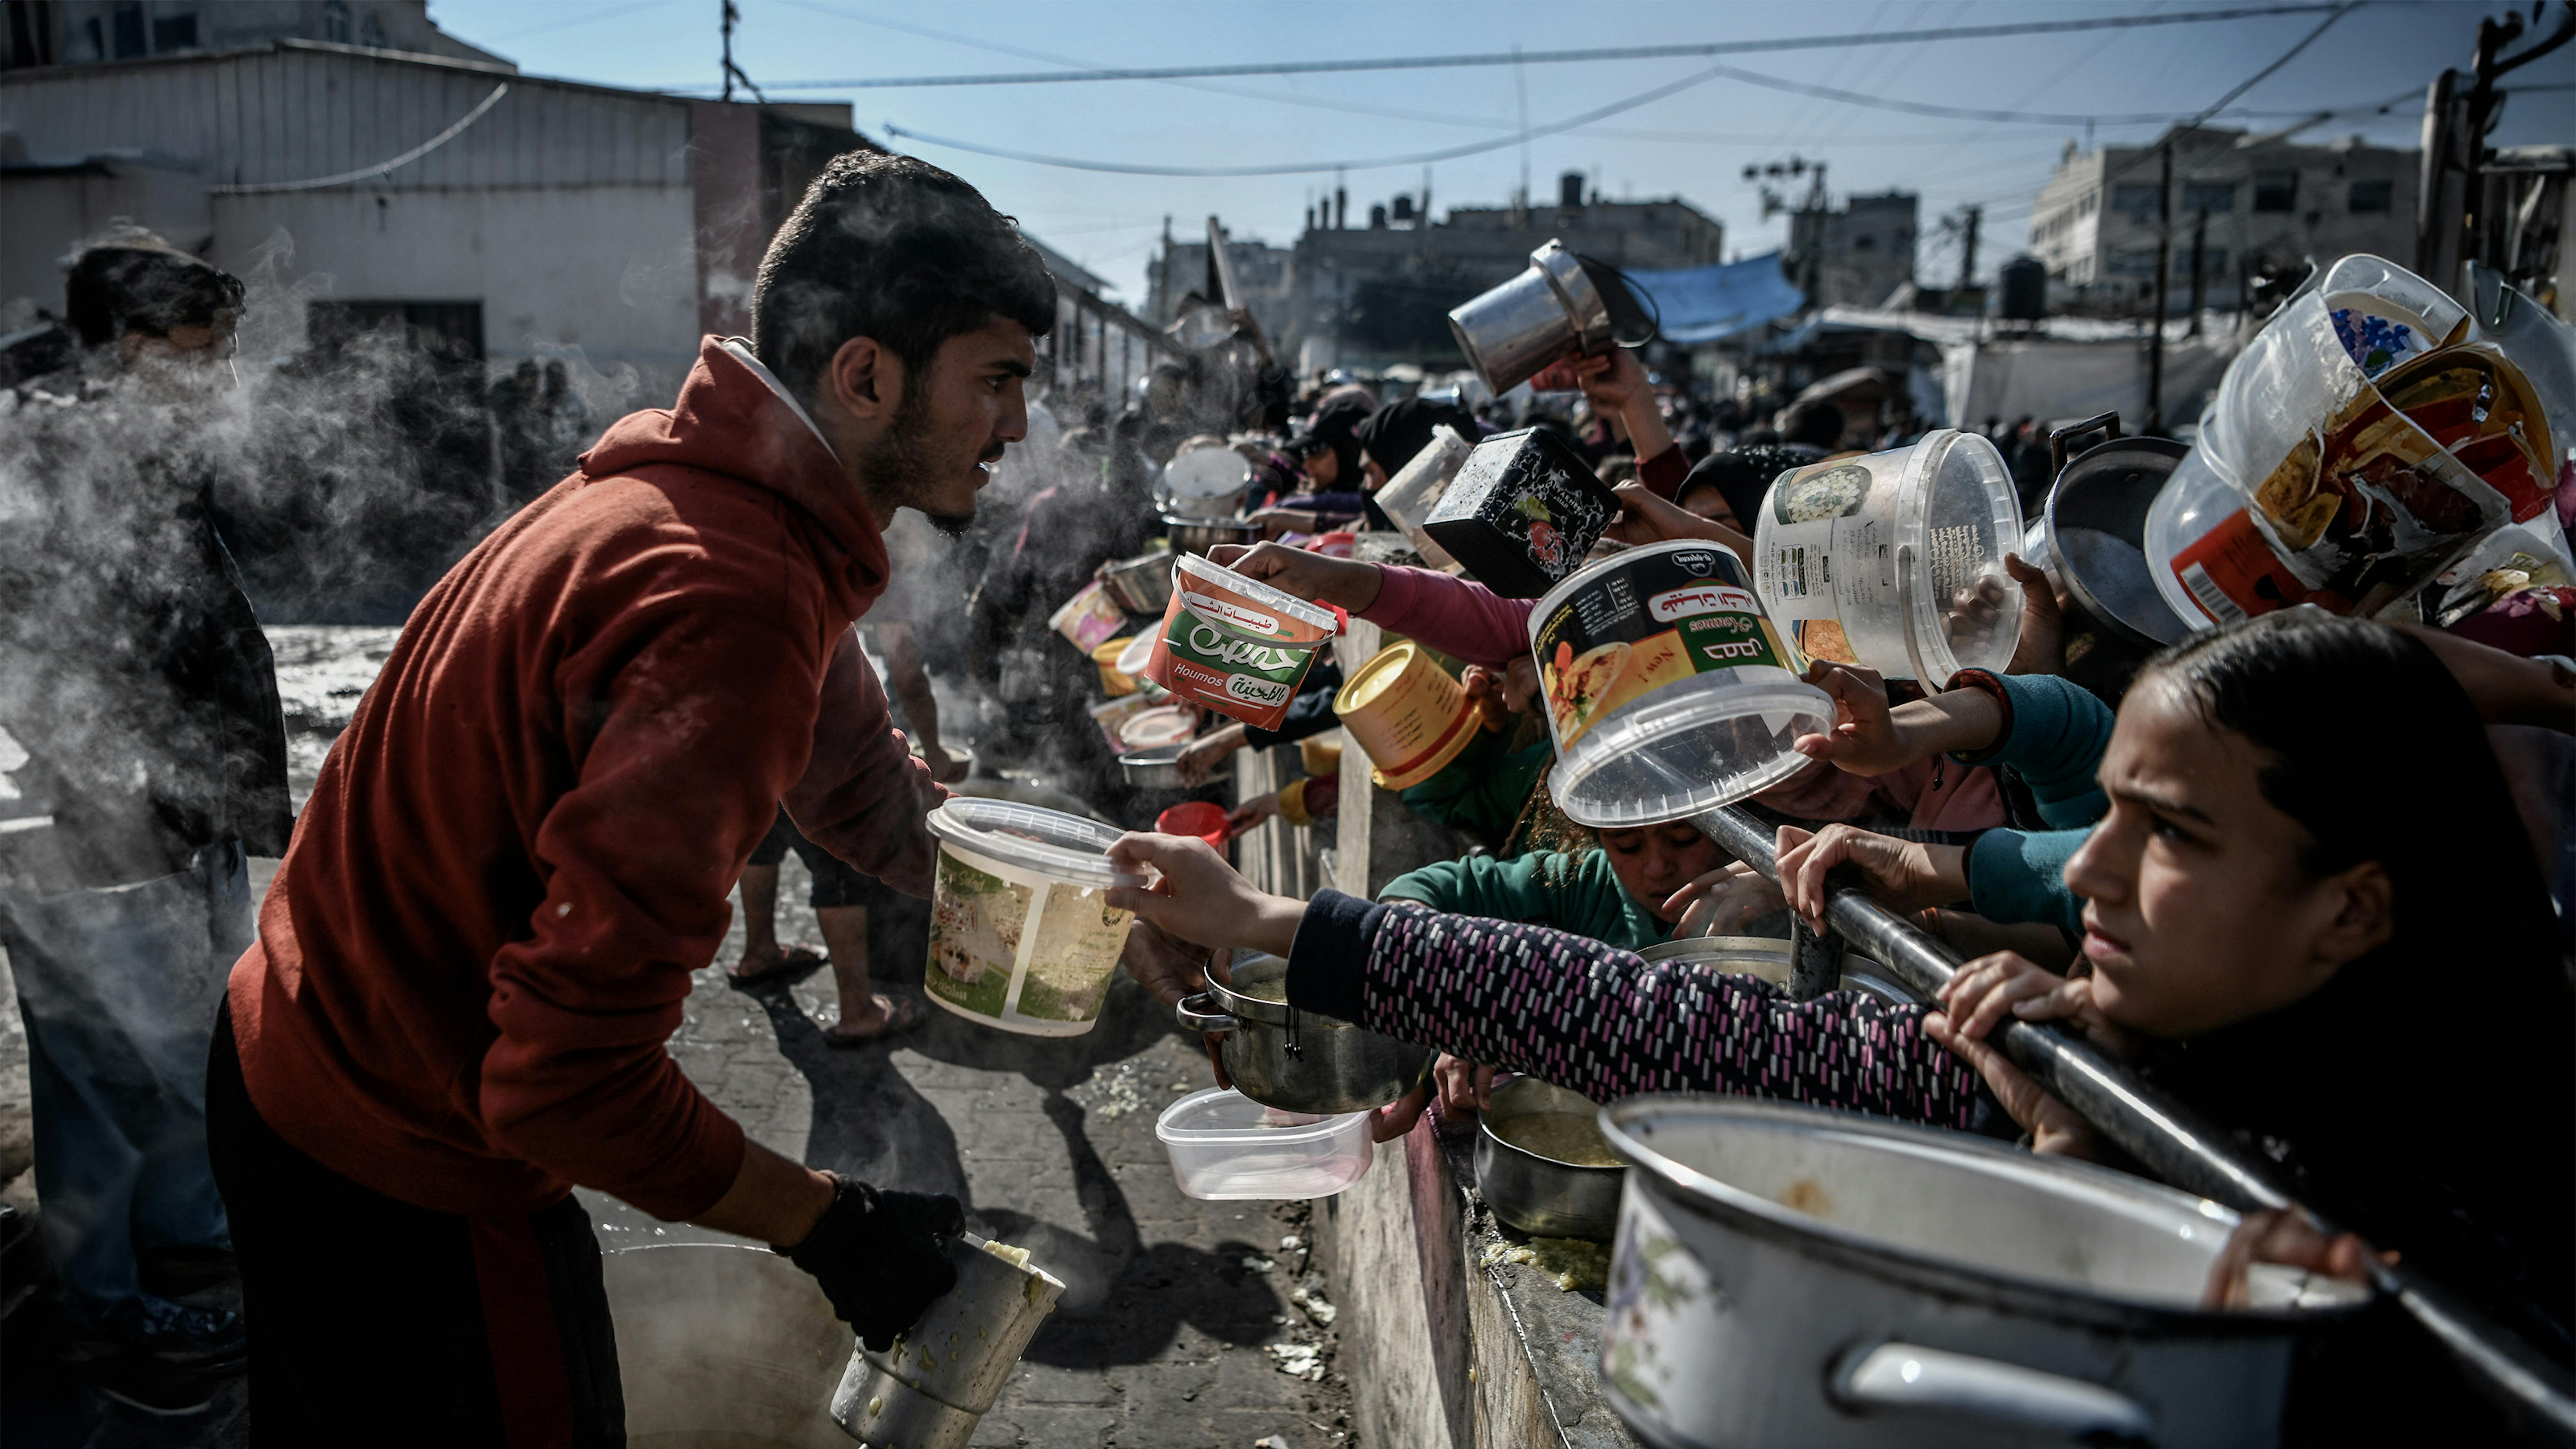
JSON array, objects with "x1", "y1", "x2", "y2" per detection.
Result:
[{"x1": 206, "y1": 153, "x2": 1056, "y2": 1446}]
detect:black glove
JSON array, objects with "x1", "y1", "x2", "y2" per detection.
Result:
[{"x1": 774, "y1": 1174, "x2": 964, "y2": 1351}]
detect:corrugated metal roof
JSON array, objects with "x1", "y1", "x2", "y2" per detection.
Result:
[{"x1": 0, "y1": 40, "x2": 690, "y2": 190}]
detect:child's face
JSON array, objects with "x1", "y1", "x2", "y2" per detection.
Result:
[
  {"x1": 2061, "y1": 678, "x2": 2392, "y2": 1037},
  {"x1": 1600, "y1": 825, "x2": 1727, "y2": 923}
]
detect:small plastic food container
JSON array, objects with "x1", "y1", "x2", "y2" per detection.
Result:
[
  {"x1": 1423, "y1": 427, "x2": 1623, "y2": 598},
  {"x1": 1530, "y1": 540, "x2": 1833, "y2": 828},
  {"x1": 1155, "y1": 1088, "x2": 1374, "y2": 1201},
  {"x1": 1141, "y1": 555, "x2": 1343, "y2": 731},
  {"x1": 1093, "y1": 637, "x2": 1139, "y2": 697},
  {"x1": 1334, "y1": 640, "x2": 1479, "y2": 789},
  {"x1": 1752, "y1": 430, "x2": 2024, "y2": 682},
  {"x1": 1048, "y1": 579, "x2": 1129, "y2": 654},
  {"x1": 924, "y1": 800, "x2": 1143, "y2": 1037}
]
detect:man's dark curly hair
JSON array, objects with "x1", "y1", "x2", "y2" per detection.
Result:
[{"x1": 750, "y1": 152, "x2": 1057, "y2": 403}]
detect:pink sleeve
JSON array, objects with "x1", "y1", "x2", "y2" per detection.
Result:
[
  {"x1": 786, "y1": 627, "x2": 952, "y2": 900},
  {"x1": 1360, "y1": 567, "x2": 1536, "y2": 669}
]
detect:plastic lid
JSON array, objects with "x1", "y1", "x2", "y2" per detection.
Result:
[
  {"x1": 1119, "y1": 705, "x2": 1198, "y2": 750},
  {"x1": 1337, "y1": 642, "x2": 1415, "y2": 711},
  {"x1": 1172, "y1": 554, "x2": 1344, "y2": 640},
  {"x1": 1155, "y1": 1088, "x2": 1361, "y2": 1144},
  {"x1": 1550, "y1": 678, "x2": 1835, "y2": 828},
  {"x1": 1114, "y1": 634, "x2": 1157, "y2": 677},
  {"x1": 1896, "y1": 430, "x2": 2025, "y2": 679},
  {"x1": 925, "y1": 798, "x2": 1143, "y2": 889}
]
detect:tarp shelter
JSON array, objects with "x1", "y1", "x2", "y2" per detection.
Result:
[
  {"x1": 1768, "y1": 306, "x2": 2242, "y2": 432},
  {"x1": 1622, "y1": 252, "x2": 1808, "y2": 344}
]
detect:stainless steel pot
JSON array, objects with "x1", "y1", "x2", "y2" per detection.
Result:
[
  {"x1": 1162, "y1": 515, "x2": 1261, "y2": 556},
  {"x1": 598, "y1": 1238, "x2": 853, "y2": 1449},
  {"x1": 1160, "y1": 449, "x2": 1253, "y2": 520},
  {"x1": 831, "y1": 1234, "x2": 1066, "y2": 1449},
  {"x1": 1117, "y1": 740, "x2": 1229, "y2": 791},
  {"x1": 1175, "y1": 953, "x2": 1435, "y2": 1114},
  {"x1": 1449, "y1": 240, "x2": 1619, "y2": 395},
  {"x1": 1597, "y1": 1097, "x2": 2367, "y2": 1449},
  {"x1": 1474, "y1": 1076, "x2": 1624, "y2": 1240},
  {"x1": 1101, "y1": 549, "x2": 1176, "y2": 615},
  {"x1": 1635, "y1": 935, "x2": 1913, "y2": 1006},
  {"x1": 2034, "y1": 415, "x2": 2192, "y2": 703}
]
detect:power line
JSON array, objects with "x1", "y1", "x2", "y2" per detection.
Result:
[{"x1": 695, "y1": 3, "x2": 2352, "y2": 91}]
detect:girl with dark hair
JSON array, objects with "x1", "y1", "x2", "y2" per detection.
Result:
[{"x1": 1110, "y1": 610, "x2": 2574, "y2": 1376}]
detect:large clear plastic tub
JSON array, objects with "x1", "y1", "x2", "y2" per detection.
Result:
[
  {"x1": 924, "y1": 800, "x2": 1142, "y2": 1037},
  {"x1": 1752, "y1": 430, "x2": 2024, "y2": 682},
  {"x1": 1155, "y1": 1089, "x2": 1374, "y2": 1201}
]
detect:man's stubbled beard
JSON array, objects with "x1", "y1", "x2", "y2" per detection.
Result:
[{"x1": 860, "y1": 375, "x2": 983, "y2": 537}]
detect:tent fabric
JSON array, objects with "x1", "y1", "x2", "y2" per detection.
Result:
[
  {"x1": 1936, "y1": 334, "x2": 2237, "y2": 432},
  {"x1": 1621, "y1": 252, "x2": 1807, "y2": 345}
]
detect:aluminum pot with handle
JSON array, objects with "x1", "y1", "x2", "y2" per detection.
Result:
[
  {"x1": 1163, "y1": 515, "x2": 1261, "y2": 556},
  {"x1": 1159, "y1": 449, "x2": 1253, "y2": 520},
  {"x1": 2031, "y1": 414, "x2": 2192, "y2": 703},
  {"x1": 1474, "y1": 1075, "x2": 1624, "y2": 1240},
  {"x1": 1448, "y1": 240, "x2": 1654, "y2": 395},
  {"x1": 1597, "y1": 1096, "x2": 2368, "y2": 1449},
  {"x1": 1100, "y1": 549, "x2": 1176, "y2": 616},
  {"x1": 1174, "y1": 953, "x2": 1434, "y2": 1114}
]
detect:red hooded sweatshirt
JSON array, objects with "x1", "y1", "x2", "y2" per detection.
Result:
[{"x1": 228, "y1": 338, "x2": 947, "y2": 1222}]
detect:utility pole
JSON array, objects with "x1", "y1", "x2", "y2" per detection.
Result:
[
  {"x1": 719, "y1": 0, "x2": 762, "y2": 103},
  {"x1": 2145, "y1": 141, "x2": 2173, "y2": 432},
  {"x1": 2187, "y1": 208, "x2": 2208, "y2": 337},
  {"x1": 1957, "y1": 204, "x2": 1982, "y2": 292}
]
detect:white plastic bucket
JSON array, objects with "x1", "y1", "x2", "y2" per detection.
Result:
[
  {"x1": 1528, "y1": 540, "x2": 1833, "y2": 828},
  {"x1": 923, "y1": 800, "x2": 1141, "y2": 1037},
  {"x1": 1752, "y1": 430, "x2": 2025, "y2": 683}
]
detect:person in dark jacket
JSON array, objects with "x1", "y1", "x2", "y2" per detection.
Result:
[{"x1": 0, "y1": 231, "x2": 291, "y2": 1414}]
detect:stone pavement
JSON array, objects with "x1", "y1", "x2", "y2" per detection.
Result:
[{"x1": 0, "y1": 625, "x2": 1357, "y2": 1448}]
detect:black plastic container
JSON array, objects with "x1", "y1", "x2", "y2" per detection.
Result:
[{"x1": 1420, "y1": 427, "x2": 1622, "y2": 598}]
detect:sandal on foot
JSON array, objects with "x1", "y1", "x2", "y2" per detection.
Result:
[
  {"x1": 728, "y1": 943, "x2": 827, "y2": 985},
  {"x1": 824, "y1": 994, "x2": 926, "y2": 1046}
]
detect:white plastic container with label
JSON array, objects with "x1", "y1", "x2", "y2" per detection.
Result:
[
  {"x1": 923, "y1": 800, "x2": 1142, "y2": 1037},
  {"x1": 1753, "y1": 430, "x2": 2025, "y2": 683}
]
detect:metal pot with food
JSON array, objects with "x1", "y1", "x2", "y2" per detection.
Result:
[
  {"x1": 1100, "y1": 548, "x2": 1177, "y2": 616},
  {"x1": 1174, "y1": 953, "x2": 1435, "y2": 1114},
  {"x1": 1635, "y1": 935, "x2": 1912, "y2": 1006},
  {"x1": 1597, "y1": 1097, "x2": 2368, "y2": 1449},
  {"x1": 1474, "y1": 1076, "x2": 1625, "y2": 1241},
  {"x1": 1162, "y1": 515, "x2": 1262, "y2": 556}
]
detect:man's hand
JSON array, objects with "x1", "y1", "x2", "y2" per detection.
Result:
[
  {"x1": 918, "y1": 743, "x2": 970, "y2": 785},
  {"x1": 1106, "y1": 832, "x2": 1304, "y2": 957},
  {"x1": 1208, "y1": 541, "x2": 1384, "y2": 613},
  {"x1": 775, "y1": 1174, "x2": 964, "y2": 1351},
  {"x1": 1774, "y1": 823, "x2": 1967, "y2": 927},
  {"x1": 1176, "y1": 724, "x2": 1245, "y2": 786}
]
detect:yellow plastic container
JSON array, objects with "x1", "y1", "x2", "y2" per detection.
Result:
[
  {"x1": 1334, "y1": 641, "x2": 1481, "y2": 790},
  {"x1": 1094, "y1": 637, "x2": 1139, "y2": 697}
]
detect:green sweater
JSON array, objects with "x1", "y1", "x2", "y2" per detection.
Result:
[
  {"x1": 1395, "y1": 725, "x2": 1553, "y2": 849},
  {"x1": 1379, "y1": 847, "x2": 1669, "y2": 953}
]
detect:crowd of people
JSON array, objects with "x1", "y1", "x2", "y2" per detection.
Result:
[{"x1": 2, "y1": 143, "x2": 2571, "y2": 1441}]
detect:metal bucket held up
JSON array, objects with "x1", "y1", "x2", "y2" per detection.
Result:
[
  {"x1": 830, "y1": 1236, "x2": 1066, "y2": 1449},
  {"x1": 1449, "y1": 241, "x2": 1619, "y2": 395}
]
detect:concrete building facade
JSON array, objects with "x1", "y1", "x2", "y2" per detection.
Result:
[
  {"x1": 2027, "y1": 124, "x2": 2420, "y2": 308},
  {"x1": 2, "y1": 0, "x2": 508, "y2": 71},
  {"x1": 1785, "y1": 189, "x2": 1917, "y2": 310}
]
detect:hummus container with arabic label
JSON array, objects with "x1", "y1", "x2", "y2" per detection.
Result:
[
  {"x1": 1753, "y1": 430, "x2": 2024, "y2": 683},
  {"x1": 1530, "y1": 541, "x2": 1833, "y2": 827},
  {"x1": 1141, "y1": 554, "x2": 1343, "y2": 731},
  {"x1": 924, "y1": 800, "x2": 1143, "y2": 1036}
]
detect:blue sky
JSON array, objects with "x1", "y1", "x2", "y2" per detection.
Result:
[{"x1": 428, "y1": 1, "x2": 2574, "y2": 305}]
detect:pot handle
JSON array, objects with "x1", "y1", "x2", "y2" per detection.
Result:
[
  {"x1": 1829, "y1": 1341, "x2": 2155, "y2": 1446},
  {"x1": 1174, "y1": 992, "x2": 1240, "y2": 1035}
]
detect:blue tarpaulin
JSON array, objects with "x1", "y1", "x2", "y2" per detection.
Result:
[{"x1": 1621, "y1": 252, "x2": 1807, "y2": 345}]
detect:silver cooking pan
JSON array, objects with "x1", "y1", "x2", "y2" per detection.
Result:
[
  {"x1": 2030, "y1": 414, "x2": 2192, "y2": 702},
  {"x1": 1598, "y1": 1097, "x2": 2366, "y2": 1449}
]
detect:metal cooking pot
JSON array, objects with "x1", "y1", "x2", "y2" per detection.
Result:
[
  {"x1": 1474, "y1": 1076, "x2": 1624, "y2": 1240},
  {"x1": 1117, "y1": 740, "x2": 1229, "y2": 791},
  {"x1": 1448, "y1": 240, "x2": 1656, "y2": 395},
  {"x1": 1597, "y1": 1097, "x2": 2367, "y2": 1449},
  {"x1": 1160, "y1": 450, "x2": 1253, "y2": 520},
  {"x1": 2033, "y1": 414, "x2": 2192, "y2": 703},
  {"x1": 1162, "y1": 515, "x2": 1261, "y2": 557},
  {"x1": 1636, "y1": 935, "x2": 1913, "y2": 1006},
  {"x1": 1101, "y1": 549, "x2": 1176, "y2": 616},
  {"x1": 1175, "y1": 953, "x2": 1434, "y2": 1114}
]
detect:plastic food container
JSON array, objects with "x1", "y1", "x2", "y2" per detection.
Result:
[
  {"x1": 1087, "y1": 692, "x2": 1158, "y2": 751},
  {"x1": 1047, "y1": 579, "x2": 1128, "y2": 654},
  {"x1": 1423, "y1": 426, "x2": 1623, "y2": 598},
  {"x1": 1753, "y1": 430, "x2": 2025, "y2": 683},
  {"x1": 923, "y1": 800, "x2": 1142, "y2": 1037},
  {"x1": 1092, "y1": 637, "x2": 1139, "y2": 697},
  {"x1": 1334, "y1": 640, "x2": 1479, "y2": 789},
  {"x1": 1155, "y1": 1088, "x2": 1373, "y2": 1201},
  {"x1": 1154, "y1": 800, "x2": 1231, "y2": 850},
  {"x1": 1116, "y1": 703, "x2": 1197, "y2": 753},
  {"x1": 1530, "y1": 540, "x2": 1833, "y2": 828},
  {"x1": 1141, "y1": 555, "x2": 1342, "y2": 731}
]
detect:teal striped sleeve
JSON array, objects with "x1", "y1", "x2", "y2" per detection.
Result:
[{"x1": 1966, "y1": 827, "x2": 2089, "y2": 933}]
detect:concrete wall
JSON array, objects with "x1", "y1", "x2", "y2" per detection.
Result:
[
  {"x1": 0, "y1": 162, "x2": 209, "y2": 312},
  {"x1": 209, "y1": 185, "x2": 700, "y2": 394}
]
